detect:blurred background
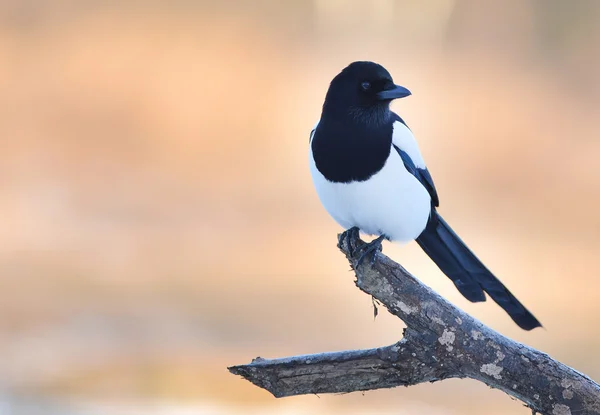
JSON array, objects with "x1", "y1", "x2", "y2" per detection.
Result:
[{"x1": 1, "y1": 0, "x2": 600, "y2": 414}]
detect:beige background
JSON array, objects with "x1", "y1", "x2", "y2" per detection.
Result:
[{"x1": 1, "y1": 1, "x2": 600, "y2": 414}]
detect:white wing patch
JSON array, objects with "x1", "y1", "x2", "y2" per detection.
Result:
[{"x1": 391, "y1": 121, "x2": 426, "y2": 168}]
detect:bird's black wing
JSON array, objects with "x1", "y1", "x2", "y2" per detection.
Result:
[
  {"x1": 391, "y1": 114, "x2": 439, "y2": 207},
  {"x1": 393, "y1": 145, "x2": 439, "y2": 207}
]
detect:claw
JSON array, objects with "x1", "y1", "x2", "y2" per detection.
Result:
[
  {"x1": 355, "y1": 234, "x2": 386, "y2": 267},
  {"x1": 350, "y1": 227, "x2": 360, "y2": 255},
  {"x1": 341, "y1": 226, "x2": 360, "y2": 256}
]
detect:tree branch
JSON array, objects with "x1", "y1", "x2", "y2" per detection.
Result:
[{"x1": 229, "y1": 232, "x2": 600, "y2": 415}]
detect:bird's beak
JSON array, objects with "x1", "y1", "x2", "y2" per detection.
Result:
[{"x1": 377, "y1": 84, "x2": 412, "y2": 101}]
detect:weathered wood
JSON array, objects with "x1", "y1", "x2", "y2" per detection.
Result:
[{"x1": 229, "y1": 231, "x2": 600, "y2": 415}]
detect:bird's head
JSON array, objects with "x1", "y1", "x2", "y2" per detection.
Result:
[{"x1": 322, "y1": 61, "x2": 411, "y2": 125}]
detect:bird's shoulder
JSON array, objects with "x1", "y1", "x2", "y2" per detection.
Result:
[
  {"x1": 390, "y1": 112, "x2": 426, "y2": 168},
  {"x1": 390, "y1": 112, "x2": 440, "y2": 207}
]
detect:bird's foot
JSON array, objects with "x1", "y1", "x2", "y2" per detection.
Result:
[
  {"x1": 339, "y1": 226, "x2": 360, "y2": 255},
  {"x1": 355, "y1": 234, "x2": 386, "y2": 267}
]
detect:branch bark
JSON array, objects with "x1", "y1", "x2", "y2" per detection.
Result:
[{"x1": 229, "y1": 232, "x2": 600, "y2": 415}]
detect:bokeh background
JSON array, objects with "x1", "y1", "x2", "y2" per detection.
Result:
[{"x1": 1, "y1": 0, "x2": 600, "y2": 414}]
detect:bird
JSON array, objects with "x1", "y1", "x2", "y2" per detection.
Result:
[{"x1": 309, "y1": 61, "x2": 541, "y2": 331}]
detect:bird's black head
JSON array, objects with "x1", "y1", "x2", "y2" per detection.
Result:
[{"x1": 321, "y1": 61, "x2": 411, "y2": 125}]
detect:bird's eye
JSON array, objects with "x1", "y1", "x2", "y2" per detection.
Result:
[{"x1": 361, "y1": 81, "x2": 371, "y2": 91}]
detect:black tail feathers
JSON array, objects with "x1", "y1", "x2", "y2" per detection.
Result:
[{"x1": 416, "y1": 212, "x2": 541, "y2": 331}]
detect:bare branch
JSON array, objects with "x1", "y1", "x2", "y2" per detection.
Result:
[{"x1": 229, "y1": 232, "x2": 600, "y2": 415}]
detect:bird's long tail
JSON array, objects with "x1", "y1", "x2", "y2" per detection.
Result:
[{"x1": 416, "y1": 212, "x2": 541, "y2": 330}]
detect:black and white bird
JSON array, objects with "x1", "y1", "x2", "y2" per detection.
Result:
[{"x1": 309, "y1": 61, "x2": 541, "y2": 330}]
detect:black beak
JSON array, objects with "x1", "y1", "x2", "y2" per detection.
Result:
[{"x1": 376, "y1": 84, "x2": 411, "y2": 101}]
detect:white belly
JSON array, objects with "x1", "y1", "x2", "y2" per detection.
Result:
[{"x1": 309, "y1": 148, "x2": 431, "y2": 243}]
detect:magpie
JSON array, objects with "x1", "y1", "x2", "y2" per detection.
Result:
[{"x1": 309, "y1": 61, "x2": 541, "y2": 331}]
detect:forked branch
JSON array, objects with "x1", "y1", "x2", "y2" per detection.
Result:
[{"x1": 229, "y1": 232, "x2": 600, "y2": 415}]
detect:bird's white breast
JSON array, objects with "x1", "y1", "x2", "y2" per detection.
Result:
[{"x1": 309, "y1": 140, "x2": 431, "y2": 243}]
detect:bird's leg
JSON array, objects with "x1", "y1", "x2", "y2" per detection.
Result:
[{"x1": 355, "y1": 234, "x2": 386, "y2": 267}]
